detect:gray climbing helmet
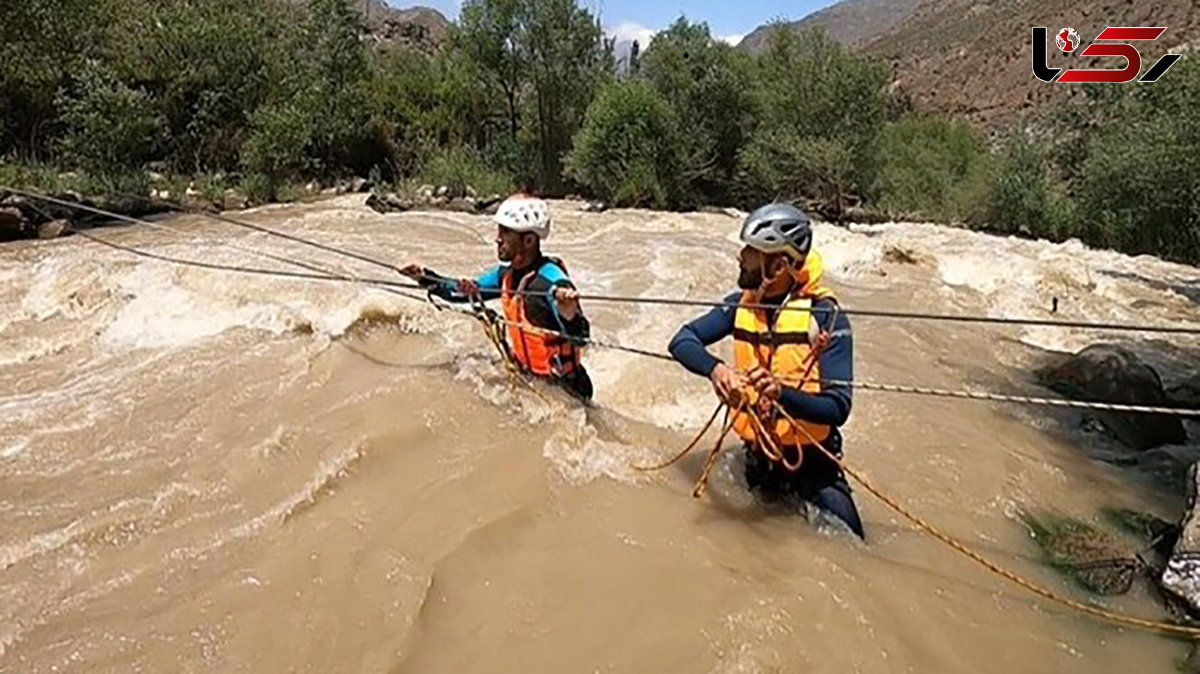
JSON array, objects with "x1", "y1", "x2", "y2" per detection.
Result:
[{"x1": 740, "y1": 203, "x2": 813, "y2": 259}]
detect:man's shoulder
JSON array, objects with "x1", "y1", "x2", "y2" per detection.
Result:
[{"x1": 814, "y1": 297, "x2": 851, "y2": 334}]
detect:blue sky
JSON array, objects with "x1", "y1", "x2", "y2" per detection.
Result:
[{"x1": 408, "y1": 0, "x2": 839, "y2": 46}]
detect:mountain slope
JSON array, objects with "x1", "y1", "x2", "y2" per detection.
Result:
[
  {"x1": 862, "y1": 0, "x2": 1199, "y2": 126},
  {"x1": 358, "y1": 2, "x2": 450, "y2": 48},
  {"x1": 739, "y1": 0, "x2": 922, "y2": 52},
  {"x1": 740, "y1": 0, "x2": 1199, "y2": 127}
]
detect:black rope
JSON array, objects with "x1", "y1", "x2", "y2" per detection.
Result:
[
  {"x1": 133, "y1": 192, "x2": 406, "y2": 274},
  {"x1": 10, "y1": 186, "x2": 1200, "y2": 338}
]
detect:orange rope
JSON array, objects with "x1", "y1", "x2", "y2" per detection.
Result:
[
  {"x1": 633, "y1": 402, "x2": 724, "y2": 472},
  {"x1": 770, "y1": 398, "x2": 1200, "y2": 638}
]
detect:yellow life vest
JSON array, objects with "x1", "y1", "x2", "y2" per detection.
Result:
[{"x1": 731, "y1": 291, "x2": 832, "y2": 448}]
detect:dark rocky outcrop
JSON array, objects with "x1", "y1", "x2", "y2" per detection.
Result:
[
  {"x1": 1161, "y1": 462, "x2": 1200, "y2": 620},
  {"x1": 1036, "y1": 344, "x2": 1188, "y2": 451}
]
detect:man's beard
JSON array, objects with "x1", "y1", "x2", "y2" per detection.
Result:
[{"x1": 737, "y1": 265, "x2": 763, "y2": 290}]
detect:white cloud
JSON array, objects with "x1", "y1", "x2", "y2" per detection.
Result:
[
  {"x1": 717, "y1": 34, "x2": 745, "y2": 46},
  {"x1": 607, "y1": 21, "x2": 659, "y2": 48}
]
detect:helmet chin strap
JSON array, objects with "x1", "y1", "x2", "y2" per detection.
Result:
[{"x1": 752, "y1": 254, "x2": 798, "y2": 303}]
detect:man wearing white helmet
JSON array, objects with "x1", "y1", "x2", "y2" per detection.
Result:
[
  {"x1": 401, "y1": 195, "x2": 593, "y2": 400},
  {"x1": 668, "y1": 203, "x2": 863, "y2": 538}
]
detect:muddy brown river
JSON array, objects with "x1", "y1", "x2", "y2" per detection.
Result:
[{"x1": 3, "y1": 196, "x2": 1200, "y2": 672}]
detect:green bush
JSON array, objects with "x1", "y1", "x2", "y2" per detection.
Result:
[
  {"x1": 639, "y1": 18, "x2": 756, "y2": 204},
  {"x1": 736, "y1": 129, "x2": 852, "y2": 209},
  {"x1": 565, "y1": 80, "x2": 682, "y2": 208},
  {"x1": 972, "y1": 136, "x2": 1074, "y2": 239},
  {"x1": 55, "y1": 66, "x2": 163, "y2": 175},
  {"x1": 743, "y1": 25, "x2": 892, "y2": 204},
  {"x1": 1071, "y1": 58, "x2": 1200, "y2": 263},
  {"x1": 241, "y1": 101, "x2": 315, "y2": 194},
  {"x1": 418, "y1": 146, "x2": 513, "y2": 198},
  {"x1": 876, "y1": 115, "x2": 993, "y2": 222}
]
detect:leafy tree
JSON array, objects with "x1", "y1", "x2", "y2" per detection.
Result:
[
  {"x1": 1073, "y1": 57, "x2": 1200, "y2": 262},
  {"x1": 876, "y1": 114, "x2": 993, "y2": 222},
  {"x1": 55, "y1": 65, "x2": 163, "y2": 175},
  {"x1": 740, "y1": 25, "x2": 891, "y2": 210},
  {"x1": 566, "y1": 79, "x2": 681, "y2": 208},
  {"x1": 640, "y1": 18, "x2": 755, "y2": 205},
  {"x1": 0, "y1": 0, "x2": 115, "y2": 158}
]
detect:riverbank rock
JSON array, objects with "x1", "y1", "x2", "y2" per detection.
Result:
[
  {"x1": 366, "y1": 192, "x2": 415, "y2": 214},
  {"x1": 0, "y1": 206, "x2": 28, "y2": 239},
  {"x1": 1161, "y1": 462, "x2": 1200, "y2": 619},
  {"x1": 222, "y1": 190, "x2": 251, "y2": 212},
  {"x1": 445, "y1": 197, "x2": 476, "y2": 213},
  {"x1": 476, "y1": 194, "x2": 503, "y2": 216},
  {"x1": 1036, "y1": 344, "x2": 1188, "y2": 451},
  {"x1": 1169, "y1": 378, "x2": 1200, "y2": 419},
  {"x1": 37, "y1": 219, "x2": 69, "y2": 239},
  {"x1": 581, "y1": 201, "x2": 607, "y2": 213}
]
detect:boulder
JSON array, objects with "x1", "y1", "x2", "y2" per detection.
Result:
[
  {"x1": 365, "y1": 192, "x2": 414, "y2": 214},
  {"x1": 1168, "y1": 379, "x2": 1200, "y2": 419},
  {"x1": 222, "y1": 189, "x2": 251, "y2": 212},
  {"x1": 465, "y1": 185, "x2": 477, "y2": 199},
  {"x1": 418, "y1": 184, "x2": 435, "y2": 199},
  {"x1": 0, "y1": 206, "x2": 27, "y2": 237},
  {"x1": 882, "y1": 243, "x2": 933, "y2": 266},
  {"x1": 37, "y1": 219, "x2": 69, "y2": 240},
  {"x1": 1036, "y1": 344, "x2": 1188, "y2": 451},
  {"x1": 436, "y1": 185, "x2": 449, "y2": 198},
  {"x1": 446, "y1": 197, "x2": 476, "y2": 213},
  {"x1": 475, "y1": 194, "x2": 503, "y2": 216},
  {"x1": 1161, "y1": 461, "x2": 1200, "y2": 619},
  {"x1": 581, "y1": 200, "x2": 607, "y2": 213},
  {"x1": 349, "y1": 177, "x2": 371, "y2": 193}
]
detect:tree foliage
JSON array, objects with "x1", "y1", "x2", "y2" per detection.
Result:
[
  {"x1": 0, "y1": 0, "x2": 1196, "y2": 263},
  {"x1": 566, "y1": 79, "x2": 681, "y2": 208}
]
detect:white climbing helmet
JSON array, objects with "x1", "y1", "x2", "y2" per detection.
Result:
[{"x1": 494, "y1": 195, "x2": 551, "y2": 240}]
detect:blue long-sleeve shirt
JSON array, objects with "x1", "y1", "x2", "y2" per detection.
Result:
[
  {"x1": 668, "y1": 292, "x2": 853, "y2": 427},
  {"x1": 416, "y1": 258, "x2": 590, "y2": 341}
]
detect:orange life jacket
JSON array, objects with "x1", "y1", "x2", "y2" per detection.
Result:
[
  {"x1": 732, "y1": 250, "x2": 836, "y2": 448},
  {"x1": 500, "y1": 259, "x2": 583, "y2": 377}
]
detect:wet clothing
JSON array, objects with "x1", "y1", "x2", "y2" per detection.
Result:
[
  {"x1": 668, "y1": 288, "x2": 863, "y2": 538},
  {"x1": 419, "y1": 257, "x2": 593, "y2": 400}
]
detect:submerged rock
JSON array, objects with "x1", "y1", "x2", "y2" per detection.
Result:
[
  {"x1": 365, "y1": 192, "x2": 414, "y2": 214},
  {"x1": 1036, "y1": 344, "x2": 1188, "y2": 451},
  {"x1": 1023, "y1": 512, "x2": 1139, "y2": 595}
]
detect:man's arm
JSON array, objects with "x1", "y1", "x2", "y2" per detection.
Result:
[
  {"x1": 411, "y1": 265, "x2": 504, "y2": 303},
  {"x1": 668, "y1": 293, "x2": 740, "y2": 377},
  {"x1": 523, "y1": 275, "x2": 590, "y2": 342},
  {"x1": 777, "y1": 301, "x2": 852, "y2": 426}
]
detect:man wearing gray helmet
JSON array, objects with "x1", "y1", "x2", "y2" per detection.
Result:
[{"x1": 668, "y1": 203, "x2": 863, "y2": 538}]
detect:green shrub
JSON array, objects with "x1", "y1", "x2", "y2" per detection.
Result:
[
  {"x1": 736, "y1": 129, "x2": 852, "y2": 209},
  {"x1": 743, "y1": 26, "x2": 892, "y2": 203},
  {"x1": 876, "y1": 115, "x2": 993, "y2": 222},
  {"x1": 565, "y1": 79, "x2": 682, "y2": 208},
  {"x1": 418, "y1": 146, "x2": 513, "y2": 198},
  {"x1": 971, "y1": 137, "x2": 1065, "y2": 237},
  {"x1": 1071, "y1": 58, "x2": 1200, "y2": 263},
  {"x1": 55, "y1": 66, "x2": 163, "y2": 175},
  {"x1": 241, "y1": 101, "x2": 315, "y2": 195}
]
